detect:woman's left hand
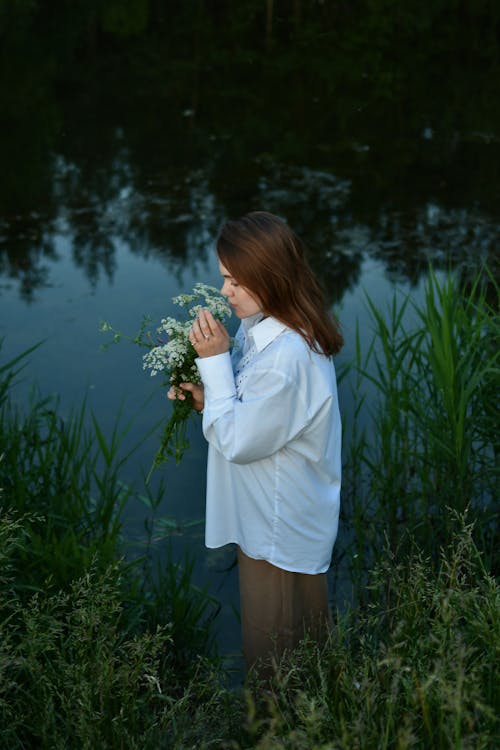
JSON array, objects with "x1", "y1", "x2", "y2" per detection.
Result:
[
  {"x1": 189, "y1": 308, "x2": 230, "y2": 358},
  {"x1": 167, "y1": 382, "x2": 205, "y2": 412}
]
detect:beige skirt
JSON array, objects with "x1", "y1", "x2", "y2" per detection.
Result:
[{"x1": 237, "y1": 547, "x2": 332, "y2": 677}]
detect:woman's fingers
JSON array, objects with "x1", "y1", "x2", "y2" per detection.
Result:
[
  {"x1": 179, "y1": 382, "x2": 205, "y2": 411},
  {"x1": 196, "y1": 308, "x2": 214, "y2": 339},
  {"x1": 167, "y1": 385, "x2": 185, "y2": 401},
  {"x1": 190, "y1": 309, "x2": 230, "y2": 358},
  {"x1": 201, "y1": 309, "x2": 230, "y2": 343},
  {"x1": 167, "y1": 383, "x2": 205, "y2": 411},
  {"x1": 190, "y1": 317, "x2": 211, "y2": 344},
  {"x1": 216, "y1": 319, "x2": 230, "y2": 338}
]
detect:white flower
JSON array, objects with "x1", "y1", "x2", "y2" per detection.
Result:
[
  {"x1": 141, "y1": 283, "x2": 231, "y2": 386},
  {"x1": 101, "y1": 284, "x2": 231, "y2": 477}
]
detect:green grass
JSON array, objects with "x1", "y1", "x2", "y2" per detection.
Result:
[
  {"x1": 235, "y1": 520, "x2": 500, "y2": 750},
  {"x1": 0, "y1": 512, "x2": 229, "y2": 750},
  {"x1": 0, "y1": 342, "x2": 130, "y2": 588},
  {"x1": 0, "y1": 342, "x2": 221, "y2": 748},
  {"x1": 1, "y1": 509, "x2": 497, "y2": 749},
  {"x1": 338, "y1": 266, "x2": 499, "y2": 586}
]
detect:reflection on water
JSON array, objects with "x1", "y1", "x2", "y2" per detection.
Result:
[
  {"x1": 2, "y1": 156, "x2": 498, "y2": 304},
  {"x1": 1, "y1": 1, "x2": 499, "y2": 667},
  {"x1": 2, "y1": 2, "x2": 499, "y2": 300}
]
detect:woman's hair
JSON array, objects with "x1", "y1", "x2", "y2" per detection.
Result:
[{"x1": 216, "y1": 211, "x2": 343, "y2": 356}]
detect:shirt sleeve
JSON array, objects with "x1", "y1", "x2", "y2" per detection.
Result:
[{"x1": 195, "y1": 351, "x2": 315, "y2": 464}]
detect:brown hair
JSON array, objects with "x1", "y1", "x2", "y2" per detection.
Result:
[{"x1": 216, "y1": 211, "x2": 343, "y2": 356}]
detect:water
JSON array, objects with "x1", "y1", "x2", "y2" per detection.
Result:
[{"x1": 1, "y1": 3, "x2": 499, "y2": 670}]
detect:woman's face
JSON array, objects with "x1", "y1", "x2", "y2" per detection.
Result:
[{"x1": 219, "y1": 260, "x2": 262, "y2": 319}]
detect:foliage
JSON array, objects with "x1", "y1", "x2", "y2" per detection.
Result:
[
  {"x1": 339, "y1": 266, "x2": 499, "y2": 587},
  {"x1": 0, "y1": 377, "x2": 131, "y2": 590},
  {"x1": 236, "y1": 521, "x2": 500, "y2": 750},
  {"x1": 1, "y1": 510, "x2": 498, "y2": 746},
  {"x1": 0, "y1": 342, "x2": 222, "y2": 747},
  {"x1": 0, "y1": 512, "x2": 229, "y2": 750}
]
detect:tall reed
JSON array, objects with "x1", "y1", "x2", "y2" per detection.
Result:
[
  {"x1": 0, "y1": 342, "x2": 222, "y2": 747},
  {"x1": 1, "y1": 386, "x2": 129, "y2": 589},
  {"x1": 339, "y1": 267, "x2": 499, "y2": 580}
]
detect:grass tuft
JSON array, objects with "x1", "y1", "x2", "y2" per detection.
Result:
[
  {"x1": 236, "y1": 520, "x2": 499, "y2": 750},
  {"x1": 339, "y1": 266, "x2": 499, "y2": 583}
]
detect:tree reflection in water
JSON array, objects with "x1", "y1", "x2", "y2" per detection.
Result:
[{"x1": 0, "y1": 1, "x2": 499, "y2": 299}]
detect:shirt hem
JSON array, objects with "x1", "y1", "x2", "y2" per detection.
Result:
[{"x1": 205, "y1": 539, "x2": 331, "y2": 575}]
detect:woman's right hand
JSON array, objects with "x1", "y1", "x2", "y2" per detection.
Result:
[{"x1": 167, "y1": 382, "x2": 205, "y2": 412}]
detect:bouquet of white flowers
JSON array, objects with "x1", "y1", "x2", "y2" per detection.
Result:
[{"x1": 100, "y1": 283, "x2": 231, "y2": 481}]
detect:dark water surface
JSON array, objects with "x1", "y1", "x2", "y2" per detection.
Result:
[{"x1": 1, "y1": 2, "x2": 499, "y2": 669}]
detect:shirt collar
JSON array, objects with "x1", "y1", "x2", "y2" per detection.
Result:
[{"x1": 245, "y1": 315, "x2": 289, "y2": 353}]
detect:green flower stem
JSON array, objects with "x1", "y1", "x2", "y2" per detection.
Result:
[{"x1": 146, "y1": 392, "x2": 200, "y2": 483}]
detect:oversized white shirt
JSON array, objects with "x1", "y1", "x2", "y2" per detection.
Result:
[{"x1": 195, "y1": 314, "x2": 341, "y2": 575}]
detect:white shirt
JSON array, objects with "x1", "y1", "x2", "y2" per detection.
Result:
[{"x1": 196, "y1": 314, "x2": 341, "y2": 575}]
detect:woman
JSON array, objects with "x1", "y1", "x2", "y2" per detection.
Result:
[{"x1": 169, "y1": 211, "x2": 343, "y2": 677}]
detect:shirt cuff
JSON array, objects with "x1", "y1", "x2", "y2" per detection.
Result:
[{"x1": 195, "y1": 352, "x2": 236, "y2": 402}]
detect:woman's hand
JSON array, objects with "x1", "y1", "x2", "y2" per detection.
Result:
[
  {"x1": 189, "y1": 308, "x2": 230, "y2": 359},
  {"x1": 167, "y1": 382, "x2": 205, "y2": 412}
]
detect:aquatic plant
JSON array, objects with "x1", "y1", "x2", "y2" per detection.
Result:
[
  {"x1": 339, "y1": 266, "x2": 499, "y2": 585},
  {"x1": 0, "y1": 341, "x2": 220, "y2": 711}
]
